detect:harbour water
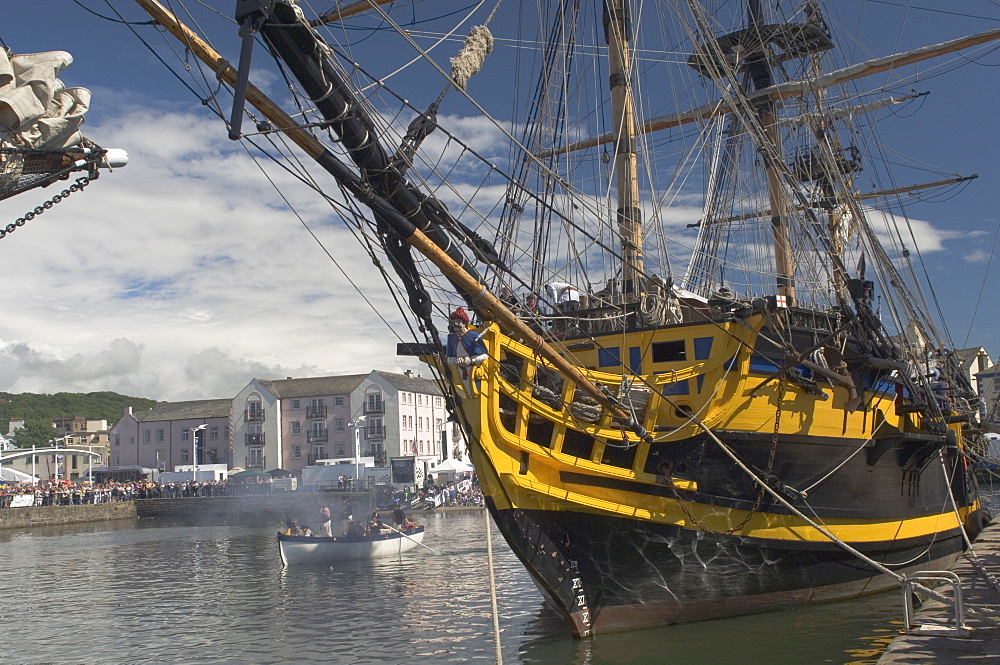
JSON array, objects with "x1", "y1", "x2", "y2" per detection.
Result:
[{"x1": 0, "y1": 509, "x2": 907, "y2": 664}]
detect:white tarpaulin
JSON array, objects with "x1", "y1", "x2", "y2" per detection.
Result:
[
  {"x1": 433, "y1": 458, "x2": 473, "y2": 475},
  {"x1": 0, "y1": 467, "x2": 37, "y2": 483}
]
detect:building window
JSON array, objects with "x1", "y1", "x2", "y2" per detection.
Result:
[
  {"x1": 182, "y1": 428, "x2": 190, "y2": 441},
  {"x1": 114, "y1": 435, "x2": 120, "y2": 446},
  {"x1": 293, "y1": 445, "x2": 301, "y2": 459},
  {"x1": 210, "y1": 426, "x2": 219, "y2": 440},
  {"x1": 181, "y1": 450, "x2": 190, "y2": 463},
  {"x1": 143, "y1": 430, "x2": 150, "y2": 444},
  {"x1": 292, "y1": 421, "x2": 301, "y2": 434},
  {"x1": 335, "y1": 396, "x2": 344, "y2": 406},
  {"x1": 436, "y1": 418, "x2": 442, "y2": 433},
  {"x1": 156, "y1": 429, "x2": 164, "y2": 443},
  {"x1": 435, "y1": 397, "x2": 442, "y2": 407},
  {"x1": 335, "y1": 418, "x2": 345, "y2": 431},
  {"x1": 292, "y1": 399, "x2": 300, "y2": 409}
]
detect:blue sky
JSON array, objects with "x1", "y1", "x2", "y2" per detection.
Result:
[{"x1": 0, "y1": 0, "x2": 998, "y2": 401}]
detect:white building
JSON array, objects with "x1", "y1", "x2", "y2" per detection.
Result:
[
  {"x1": 232, "y1": 370, "x2": 460, "y2": 485},
  {"x1": 976, "y1": 364, "x2": 1000, "y2": 433}
]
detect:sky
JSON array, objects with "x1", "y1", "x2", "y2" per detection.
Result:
[{"x1": 0, "y1": 0, "x2": 998, "y2": 403}]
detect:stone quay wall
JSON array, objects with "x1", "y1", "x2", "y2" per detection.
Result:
[
  {"x1": 0, "y1": 502, "x2": 137, "y2": 529},
  {"x1": 0, "y1": 493, "x2": 475, "y2": 530},
  {"x1": 133, "y1": 492, "x2": 374, "y2": 527}
]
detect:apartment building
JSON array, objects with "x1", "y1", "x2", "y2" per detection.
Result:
[
  {"x1": 232, "y1": 370, "x2": 454, "y2": 482},
  {"x1": 108, "y1": 399, "x2": 232, "y2": 472}
]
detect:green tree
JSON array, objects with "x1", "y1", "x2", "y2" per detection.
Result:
[{"x1": 15, "y1": 418, "x2": 60, "y2": 449}]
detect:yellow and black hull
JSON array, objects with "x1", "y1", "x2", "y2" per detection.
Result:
[{"x1": 428, "y1": 315, "x2": 983, "y2": 636}]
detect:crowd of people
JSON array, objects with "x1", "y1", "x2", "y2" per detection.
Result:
[
  {"x1": 0, "y1": 476, "x2": 484, "y2": 510},
  {"x1": 413, "y1": 479, "x2": 484, "y2": 508},
  {"x1": 0, "y1": 478, "x2": 270, "y2": 508}
]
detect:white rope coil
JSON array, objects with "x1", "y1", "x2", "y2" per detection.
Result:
[{"x1": 450, "y1": 25, "x2": 494, "y2": 90}]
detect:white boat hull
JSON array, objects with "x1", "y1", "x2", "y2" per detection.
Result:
[{"x1": 277, "y1": 527, "x2": 425, "y2": 565}]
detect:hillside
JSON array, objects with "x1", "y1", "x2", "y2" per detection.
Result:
[{"x1": 0, "y1": 391, "x2": 158, "y2": 432}]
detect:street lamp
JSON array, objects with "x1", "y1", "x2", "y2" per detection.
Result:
[
  {"x1": 349, "y1": 416, "x2": 366, "y2": 491},
  {"x1": 192, "y1": 424, "x2": 207, "y2": 482}
]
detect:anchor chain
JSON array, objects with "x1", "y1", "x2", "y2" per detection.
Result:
[
  {"x1": 1, "y1": 174, "x2": 96, "y2": 240},
  {"x1": 666, "y1": 379, "x2": 787, "y2": 535},
  {"x1": 726, "y1": 377, "x2": 785, "y2": 534}
]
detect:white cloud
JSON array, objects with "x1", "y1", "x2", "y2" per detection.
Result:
[
  {"x1": 964, "y1": 250, "x2": 993, "y2": 264},
  {"x1": 0, "y1": 101, "x2": 425, "y2": 402}
]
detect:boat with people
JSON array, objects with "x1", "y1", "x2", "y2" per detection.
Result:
[
  {"x1": 277, "y1": 526, "x2": 426, "y2": 566},
  {"x1": 124, "y1": 0, "x2": 997, "y2": 637}
]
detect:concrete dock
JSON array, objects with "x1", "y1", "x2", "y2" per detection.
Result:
[{"x1": 877, "y1": 520, "x2": 1000, "y2": 664}]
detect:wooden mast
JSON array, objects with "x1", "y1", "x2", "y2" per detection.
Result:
[
  {"x1": 310, "y1": 0, "x2": 398, "y2": 26},
  {"x1": 745, "y1": 0, "x2": 794, "y2": 301},
  {"x1": 803, "y1": 1, "x2": 846, "y2": 304},
  {"x1": 604, "y1": 0, "x2": 644, "y2": 299},
  {"x1": 129, "y1": 0, "x2": 650, "y2": 438}
]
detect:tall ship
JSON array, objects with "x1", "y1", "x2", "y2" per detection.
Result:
[{"x1": 127, "y1": 0, "x2": 997, "y2": 636}]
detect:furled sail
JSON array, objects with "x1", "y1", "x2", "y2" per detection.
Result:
[{"x1": 0, "y1": 49, "x2": 127, "y2": 203}]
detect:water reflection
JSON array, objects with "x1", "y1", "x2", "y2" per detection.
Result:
[{"x1": 0, "y1": 509, "x2": 905, "y2": 664}]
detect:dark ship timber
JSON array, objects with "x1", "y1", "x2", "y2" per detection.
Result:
[{"x1": 129, "y1": 0, "x2": 998, "y2": 636}]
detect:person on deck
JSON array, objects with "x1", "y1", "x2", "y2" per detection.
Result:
[
  {"x1": 340, "y1": 498, "x2": 353, "y2": 536},
  {"x1": 317, "y1": 506, "x2": 333, "y2": 537},
  {"x1": 446, "y1": 307, "x2": 488, "y2": 393}
]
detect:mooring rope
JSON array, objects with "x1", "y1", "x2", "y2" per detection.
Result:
[
  {"x1": 485, "y1": 506, "x2": 503, "y2": 664},
  {"x1": 692, "y1": 418, "x2": 1000, "y2": 627}
]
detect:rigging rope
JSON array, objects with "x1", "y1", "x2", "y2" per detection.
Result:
[
  {"x1": 692, "y1": 414, "x2": 1000, "y2": 627},
  {"x1": 485, "y1": 504, "x2": 504, "y2": 665}
]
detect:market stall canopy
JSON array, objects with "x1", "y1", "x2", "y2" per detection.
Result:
[
  {"x1": 0, "y1": 467, "x2": 37, "y2": 483},
  {"x1": 267, "y1": 468, "x2": 296, "y2": 478},
  {"x1": 433, "y1": 458, "x2": 473, "y2": 475},
  {"x1": 230, "y1": 469, "x2": 270, "y2": 481}
]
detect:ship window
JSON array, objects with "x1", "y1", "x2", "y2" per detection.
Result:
[
  {"x1": 498, "y1": 393, "x2": 517, "y2": 435},
  {"x1": 658, "y1": 378, "x2": 689, "y2": 396},
  {"x1": 532, "y1": 367, "x2": 564, "y2": 412},
  {"x1": 652, "y1": 340, "x2": 686, "y2": 362},
  {"x1": 598, "y1": 347, "x2": 621, "y2": 367},
  {"x1": 601, "y1": 439, "x2": 637, "y2": 469},
  {"x1": 525, "y1": 415, "x2": 554, "y2": 448},
  {"x1": 693, "y1": 337, "x2": 713, "y2": 360},
  {"x1": 562, "y1": 428, "x2": 595, "y2": 459},
  {"x1": 498, "y1": 352, "x2": 525, "y2": 389}
]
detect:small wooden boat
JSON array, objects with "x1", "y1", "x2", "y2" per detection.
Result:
[{"x1": 277, "y1": 527, "x2": 425, "y2": 565}]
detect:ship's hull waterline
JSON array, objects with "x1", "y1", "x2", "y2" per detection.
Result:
[{"x1": 442, "y1": 320, "x2": 982, "y2": 636}]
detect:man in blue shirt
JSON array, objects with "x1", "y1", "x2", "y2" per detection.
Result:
[{"x1": 446, "y1": 307, "x2": 487, "y2": 393}]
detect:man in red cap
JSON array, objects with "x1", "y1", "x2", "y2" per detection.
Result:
[{"x1": 446, "y1": 307, "x2": 488, "y2": 392}]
